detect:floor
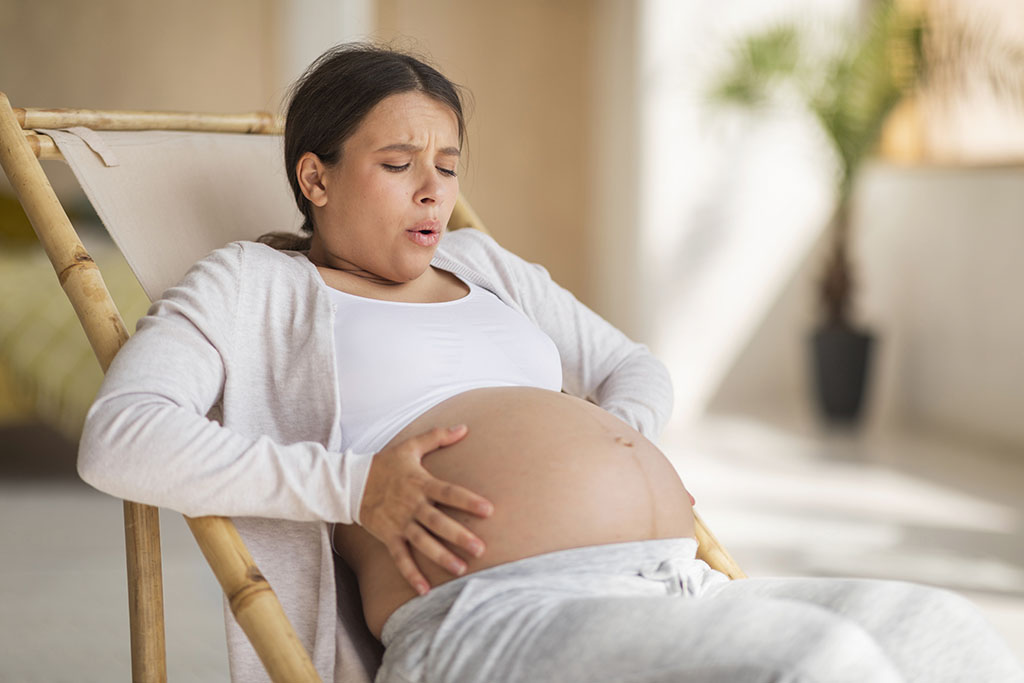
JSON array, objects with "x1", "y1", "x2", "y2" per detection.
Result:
[
  {"x1": 1, "y1": 414, "x2": 1022, "y2": 681},
  {"x1": 662, "y1": 413, "x2": 1024, "y2": 659},
  {"x1": 0, "y1": 424, "x2": 228, "y2": 682}
]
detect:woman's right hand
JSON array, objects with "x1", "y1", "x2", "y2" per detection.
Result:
[{"x1": 358, "y1": 424, "x2": 493, "y2": 596}]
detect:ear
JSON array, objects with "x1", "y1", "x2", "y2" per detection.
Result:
[{"x1": 296, "y1": 152, "x2": 330, "y2": 207}]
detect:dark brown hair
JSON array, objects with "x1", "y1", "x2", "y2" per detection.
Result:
[{"x1": 259, "y1": 43, "x2": 467, "y2": 250}]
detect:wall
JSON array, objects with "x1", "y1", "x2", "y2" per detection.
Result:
[
  {"x1": 375, "y1": 0, "x2": 594, "y2": 303},
  {"x1": 587, "y1": 0, "x2": 643, "y2": 340},
  {"x1": 0, "y1": 0, "x2": 282, "y2": 111},
  {"x1": 637, "y1": 0, "x2": 845, "y2": 426},
  {"x1": 0, "y1": 0, "x2": 285, "y2": 197},
  {"x1": 856, "y1": 163, "x2": 1024, "y2": 448},
  {"x1": 709, "y1": 162, "x2": 1024, "y2": 452}
]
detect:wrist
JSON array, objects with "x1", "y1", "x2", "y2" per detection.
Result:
[{"x1": 342, "y1": 448, "x2": 376, "y2": 525}]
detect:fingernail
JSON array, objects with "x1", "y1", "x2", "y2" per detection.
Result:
[
  {"x1": 476, "y1": 502, "x2": 493, "y2": 516},
  {"x1": 450, "y1": 561, "x2": 466, "y2": 575},
  {"x1": 449, "y1": 424, "x2": 467, "y2": 432},
  {"x1": 416, "y1": 582, "x2": 429, "y2": 595},
  {"x1": 470, "y1": 542, "x2": 484, "y2": 557}
]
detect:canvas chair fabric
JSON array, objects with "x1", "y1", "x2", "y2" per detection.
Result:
[{"x1": 39, "y1": 128, "x2": 303, "y2": 301}]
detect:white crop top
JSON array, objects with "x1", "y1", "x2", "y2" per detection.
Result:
[{"x1": 328, "y1": 273, "x2": 563, "y2": 454}]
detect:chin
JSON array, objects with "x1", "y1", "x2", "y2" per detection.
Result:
[{"x1": 393, "y1": 261, "x2": 434, "y2": 283}]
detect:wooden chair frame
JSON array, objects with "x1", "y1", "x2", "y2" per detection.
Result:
[{"x1": 0, "y1": 92, "x2": 743, "y2": 682}]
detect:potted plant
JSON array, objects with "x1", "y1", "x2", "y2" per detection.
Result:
[
  {"x1": 710, "y1": 0, "x2": 1024, "y2": 424},
  {"x1": 708, "y1": 1, "x2": 925, "y2": 424}
]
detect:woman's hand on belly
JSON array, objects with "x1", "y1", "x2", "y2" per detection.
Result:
[{"x1": 359, "y1": 424, "x2": 494, "y2": 596}]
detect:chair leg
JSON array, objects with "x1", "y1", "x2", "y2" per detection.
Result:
[
  {"x1": 186, "y1": 516, "x2": 321, "y2": 682},
  {"x1": 694, "y1": 510, "x2": 747, "y2": 580},
  {"x1": 124, "y1": 502, "x2": 168, "y2": 682}
]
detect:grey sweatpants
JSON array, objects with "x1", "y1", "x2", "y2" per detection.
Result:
[{"x1": 376, "y1": 538, "x2": 1023, "y2": 683}]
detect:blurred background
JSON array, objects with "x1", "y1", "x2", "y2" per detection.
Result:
[{"x1": 1, "y1": 0, "x2": 1022, "y2": 679}]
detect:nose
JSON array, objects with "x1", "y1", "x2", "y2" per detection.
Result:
[{"x1": 414, "y1": 169, "x2": 445, "y2": 206}]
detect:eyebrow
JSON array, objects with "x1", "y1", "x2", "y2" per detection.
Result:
[{"x1": 375, "y1": 143, "x2": 461, "y2": 157}]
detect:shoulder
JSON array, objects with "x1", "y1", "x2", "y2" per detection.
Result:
[
  {"x1": 184, "y1": 240, "x2": 311, "y2": 283},
  {"x1": 195, "y1": 239, "x2": 310, "y2": 265},
  {"x1": 438, "y1": 228, "x2": 538, "y2": 275},
  {"x1": 236, "y1": 240, "x2": 312, "y2": 269},
  {"x1": 436, "y1": 228, "x2": 566, "y2": 320},
  {"x1": 438, "y1": 226, "x2": 498, "y2": 257},
  {"x1": 156, "y1": 240, "x2": 315, "y2": 317}
]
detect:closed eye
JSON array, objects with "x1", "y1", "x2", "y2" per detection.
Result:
[{"x1": 382, "y1": 163, "x2": 457, "y2": 177}]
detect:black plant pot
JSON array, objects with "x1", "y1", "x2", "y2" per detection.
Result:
[{"x1": 810, "y1": 323, "x2": 875, "y2": 425}]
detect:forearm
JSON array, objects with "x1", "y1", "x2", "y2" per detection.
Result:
[{"x1": 79, "y1": 393, "x2": 373, "y2": 522}]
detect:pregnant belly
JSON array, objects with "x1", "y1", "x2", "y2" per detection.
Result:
[{"x1": 333, "y1": 386, "x2": 694, "y2": 639}]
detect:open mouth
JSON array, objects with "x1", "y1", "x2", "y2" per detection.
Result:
[
  {"x1": 406, "y1": 227, "x2": 441, "y2": 246},
  {"x1": 408, "y1": 220, "x2": 440, "y2": 234}
]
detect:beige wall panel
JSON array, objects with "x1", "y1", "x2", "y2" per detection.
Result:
[
  {"x1": 0, "y1": 0, "x2": 284, "y2": 196},
  {"x1": 0, "y1": 0, "x2": 283, "y2": 111},
  {"x1": 377, "y1": 0, "x2": 593, "y2": 302}
]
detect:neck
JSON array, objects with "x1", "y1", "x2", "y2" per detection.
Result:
[{"x1": 306, "y1": 243, "x2": 402, "y2": 287}]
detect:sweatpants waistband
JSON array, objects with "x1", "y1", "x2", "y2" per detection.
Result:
[{"x1": 380, "y1": 536, "x2": 699, "y2": 647}]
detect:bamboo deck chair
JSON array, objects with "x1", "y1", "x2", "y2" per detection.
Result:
[{"x1": 0, "y1": 93, "x2": 745, "y2": 682}]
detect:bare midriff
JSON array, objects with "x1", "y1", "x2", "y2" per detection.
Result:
[{"x1": 333, "y1": 386, "x2": 695, "y2": 640}]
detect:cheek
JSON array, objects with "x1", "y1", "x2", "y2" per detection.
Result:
[
  {"x1": 330, "y1": 181, "x2": 393, "y2": 229},
  {"x1": 362, "y1": 174, "x2": 408, "y2": 208},
  {"x1": 442, "y1": 179, "x2": 460, "y2": 214}
]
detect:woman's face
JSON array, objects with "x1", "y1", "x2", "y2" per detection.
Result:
[{"x1": 302, "y1": 91, "x2": 461, "y2": 285}]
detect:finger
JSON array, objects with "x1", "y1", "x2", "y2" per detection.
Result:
[
  {"x1": 415, "y1": 502, "x2": 486, "y2": 559},
  {"x1": 387, "y1": 539, "x2": 431, "y2": 596},
  {"x1": 425, "y1": 478, "x2": 494, "y2": 518},
  {"x1": 405, "y1": 520, "x2": 469, "y2": 577},
  {"x1": 407, "y1": 424, "x2": 469, "y2": 458}
]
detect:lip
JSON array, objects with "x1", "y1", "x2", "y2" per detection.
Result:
[
  {"x1": 407, "y1": 219, "x2": 441, "y2": 233},
  {"x1": 406, "y1": 220, "x2": 442, "y2": 247}
]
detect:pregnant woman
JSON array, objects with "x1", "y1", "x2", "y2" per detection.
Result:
[{"x1": 79, "y1": 44, "x2": 1023, "y2": 683}]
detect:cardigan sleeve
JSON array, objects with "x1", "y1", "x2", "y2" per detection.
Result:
[
  {"x1": 526, "y1": 261, "x2": 675, "y2": 442},
  {"x1": 452, "y1": 231, "x2": 675, "y2": 441},
  {"x1": 77, "y1": 242, "x2": 373, "y2": 523}
]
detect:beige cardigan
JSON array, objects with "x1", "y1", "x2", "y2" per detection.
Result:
[{"x1": 78, "y1": 228, "x2": 674, "y2": 682}]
